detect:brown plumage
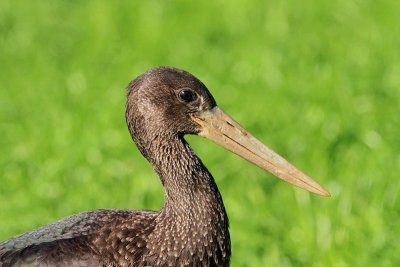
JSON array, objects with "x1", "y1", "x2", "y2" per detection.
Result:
[{"x1": 0, "y1": 67, "x2": 329, "y2": 267}]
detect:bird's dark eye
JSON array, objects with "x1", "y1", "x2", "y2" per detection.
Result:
[{"x1": 178, "y1": 89, "x2": 197, "y2": 103}]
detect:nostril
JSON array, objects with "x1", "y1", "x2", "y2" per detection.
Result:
[{"x1": 226, "y1": 121, "x2": 234, "y2": 127}]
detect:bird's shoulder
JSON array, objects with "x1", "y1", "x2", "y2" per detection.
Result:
[{"x1": 0, "y1": 209, "x2": 157, "y2": 266}]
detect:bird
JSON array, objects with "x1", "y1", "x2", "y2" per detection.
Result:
[{"x1": 0, "y1": 67, "x2": 330, "y2": 267}]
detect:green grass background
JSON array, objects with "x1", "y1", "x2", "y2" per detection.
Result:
[{"x1": 1, "y1": 1, "x2": 399, "y2": 266}]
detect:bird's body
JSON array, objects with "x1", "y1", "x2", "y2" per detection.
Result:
[
  {"x1": 0, "y1": 67, "x2": 329, "y2": 267},
  {"x1": 0, "y1": 208, "x2": 228, "y2": 266}
]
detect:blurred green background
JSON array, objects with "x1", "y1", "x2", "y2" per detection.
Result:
[{"x1": 0, "y1": 1, "x2": 399, "y2": 266}]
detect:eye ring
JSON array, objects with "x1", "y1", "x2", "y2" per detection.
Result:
[{"x1": 178, "y1": 88, "x2": 197, "y2": 103}]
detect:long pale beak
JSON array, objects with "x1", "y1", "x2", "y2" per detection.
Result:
[{"x1": 191, "y1": 106, "x2": 330, "y2": 197}]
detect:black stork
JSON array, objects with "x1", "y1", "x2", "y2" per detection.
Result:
[{"x1": 0, "y1": 67, "x2": 330, "y2": 267}]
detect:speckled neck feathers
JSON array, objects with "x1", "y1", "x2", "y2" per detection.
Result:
[{"x1": 141, "y1": 136, "x2": 231, "y2": 266}]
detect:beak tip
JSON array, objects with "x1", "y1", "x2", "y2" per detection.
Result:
[{"x1": 317, "y1": 188, "x2": 331, "y2": 197}]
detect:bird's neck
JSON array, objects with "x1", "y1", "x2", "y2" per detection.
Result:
[
  {"x1": 145, "y1": 135, "x2": 225, "y2": 211},
  {"x1": 142, "y1": 135, "x2": 230, "y2": 263}
]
